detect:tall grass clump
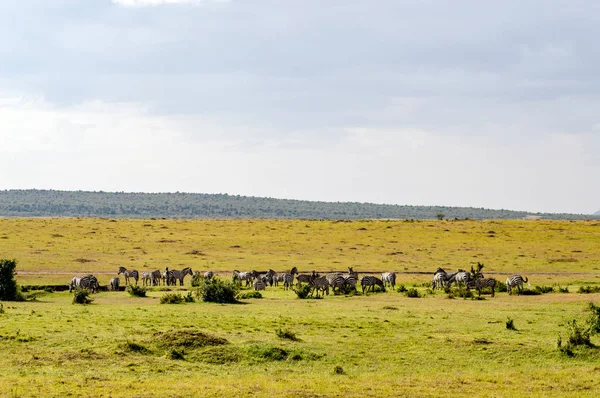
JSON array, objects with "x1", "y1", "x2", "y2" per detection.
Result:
[
  {"x1": 293, "y1": 284, "x2": 312, "y2": 299},
  {"x1": 160, "y1": 293, "x2": 184, "y2": 304},
  {"x1": 237, "y1": 291, "x2": 263, "y2": 299},
  {"x1": 126, "y1": 285, "x2": 147, "y2": 298},
  {"x1": 72, "y1": 289, "x2": 93, "y2": 305},
  {"x1": 396, "y1": 284, "x2": 408, "y2": 293},
  {"x1": 578, "y1": 286, "x2": 600, "y2": 294},
  {"x1": 405, "y1": 288, "x2": 421, "y2": 298},
  {"x1": 195, "y1": 277, "x2": 238, "y2": 304},
  {"x1": 506, "y1": 317, "x2": 517, "y2": 331},
  {"x1": 276, "y1": 328, "x2": 300, "y2": 341}
]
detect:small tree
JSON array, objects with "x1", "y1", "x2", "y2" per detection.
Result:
[
  {"x1": 0, "y1": 259, "x2": 19, "y2": 301},
  {"x1": 436, "y1": 213, "x2": 445, "y2": 220}
]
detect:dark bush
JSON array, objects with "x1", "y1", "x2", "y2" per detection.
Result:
[
  {"x1": 506, "y1": 317, "x2": 517, "y2": 331},
  {"x1": 396, "y1": 284, "x2": 408, "y2": 293},
  {"x1": 293, "y1": 284, "x2": 312, "y2": 299},
  {"x1": 405, "y1": 288, "x2": 421, "y2": 298},
  {"x1": 578, "y1": 286, "x2": 600, "y2": 294},
  {"x1": 160, "y1": 293, "x2": 184, "y2": 304},
  {"x1": 276, "y1": 328, "x2": 300, "y2": 341},
  {"x1": 126, "y1": 285, "x2": 147, "y2": 297},
  {"x1": 194, "y1": 277, "x2": 239, "y2": 304},
  {"x1": 588, "y1": 302, "x2": 600, "y2": 334},
  {"x1": 191, "y1": 272, "x2": 203, "y2": 287},
  {"x1": 521, "y1": 288, "x2": 541, "y2": 296},
  {"x1": 184, "y1": 292, "x2": 195, "y2": 302},
  {"x1": 557, "y1": 286, "x2": 569, "y2": 293},
  {"x1": 494, "y1": 281, "x2": 508, "y2": 293},
  {"x1": 72, "y1": 289, "x2": 93, "y2": 305},
  {"x1": 0, "y1": 259, "x2": 22, "y2": 301},
  {"x1": 535, "y1": 285, "x2": 554, "y2": 294}
]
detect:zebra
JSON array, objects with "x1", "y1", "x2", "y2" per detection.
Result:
[
  {"x1": 109, "y1": 277, "x2": 120, "y2": 291},
  {"x1": 452, "y1": 269, "x2": 484, "y2": 289},
  {"x1": 295, "y1": 273, "x2": 313, "y2": 285},
  {"x1": 308, "y1": 273, "x2": 330, "y2": 298},
  {"x1": 274, "y1": 273, "x2": 285, "y2": 287},
  {"x1": 325, "y1": 272, "x2": 345, "y2": 294},
  {"x1": 467, "y1": 278, "x2": 497, "y2": 297},
  {"x1": 344, "y1": 274, "x2": 359, "y2": 292},
  {"x1": 281, "y1": 273, "x2": 294, "y2": 290},
  {"x1": 360, "y1": 275, "x2": 386, "y2": 294},
  {"x1": 141, "y1": 271, "x2": 153, "y2": 286},
  {"x1": 506, "y1": 275, "x2": 529, "y2": 295},
  {"x1": 432, "y1": 268, "x2": 448, "y2": 290},
  {"x1": 232, "y1": 270, "x2": 254, "y2": 287},
  {"x1": 69, "y1": 275, "x2": 100, "y2": 293},
  {"x1": 150, "y1": 270, "x2": 162, "y2": 286},
  {"x1": 162, "y1": 269, "x2": 170, "y2": 286},
  {"x1": 253, "y1": 278, "x2": 266, "y2": 291},
  {"x1": 167, "y1": 267, "x2": 193, "y2": 286},
  {"x1": 204, "y1": 271, "x2": 214, "y2": 279},
  {"x1": 381, "y1": 272, "x2": 396, "y2": 289},
  {"x1": 118, "y1": 267, "x2": 139, "y2": 286}
]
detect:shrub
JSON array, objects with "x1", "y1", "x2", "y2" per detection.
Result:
[
  {"x1": 184, "y1": 292, "x2": 195, "y2": 302},
  {"x1": 396, "y1": 284, "x2": 408, "y2": 293},
  {"x1": 72, "y1": 289, "x2": 93, "y2": 305},
  {"x1": 191, "y1": 272, "x2": 203, "y2": 287},
  {"x1": 588, "y1": 302, "x2": 600, "y2": 334},
  {"x1": 333, "y1": 365, "x2": 345, "y2": 375},
  {"x1": 405, "y1": 288, "x2": 421, "y2": 298},
  {"x1": 194, "y1": 277, "x2": 239, "y2": 304},
  {"x1": 276, "y1": 328, "x2": 300, "y2": 341},
  {"x1": 506, "y1": 317, "x2": 517, "y2": 331},
  {"x1": 0, "y1": 259, "x2": 20, "y2": 301},
  {"x1": 534, "y1": 285, "x2": 554, "y2": 294},
  {"x1": 557, "y1": 319, "x2": 592, "y2": 356},
  {"x1": 160, "y1": 293, "x2": 184, "y2": 304},
  {"x1": 578, "y1": 286, "x2": 600, "y2": 294},
  {"x1": 521, "y1": 288, "x2": 541, "y2": 296},
  {"x1": 126, "y1": 285, "x2": 147, "y2": 297},
  {"x1": 237, "y1": 291, "x2": 263, "y2": 300},
  {"x1": 494, "y1": 281, "x2": 508, "y2": 293},
  {"x1": 293, "y1": 284, "x2": 312, "y2": 299},
  {"x1": 557, "y1": 286, "x2": 570, "y2": 293}
]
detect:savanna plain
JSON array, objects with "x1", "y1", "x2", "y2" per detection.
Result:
[{"x1": 1, "y1": 218, "x2": 600, "y2": 397}]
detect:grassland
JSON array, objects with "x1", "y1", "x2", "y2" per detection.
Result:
[{"x1": 1, "y1": 218, "x2": 600, "y2": 397}]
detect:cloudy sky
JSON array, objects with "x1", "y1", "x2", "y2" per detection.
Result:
[{"x1": 1, "y1": 0, "x2": 599, "y2": 214}]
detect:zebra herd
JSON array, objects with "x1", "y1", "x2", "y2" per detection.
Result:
[
  {"x1": 230, "y1": 267, "x2": 397, "y2": 298},
  {"x1": 432, "y1": 267, "x2": 530, "y2": 297},
  {"x1": 67, "y1": 265, "x2": 530, "y2": 298}
]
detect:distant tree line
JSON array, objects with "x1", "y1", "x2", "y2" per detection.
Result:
[{"x1": 0, "y1": 189, "x2": 597, "y2": 220}]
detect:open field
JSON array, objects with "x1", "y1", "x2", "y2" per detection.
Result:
[{"x1": 2, "y1": 218, "x2": 600, "y2": 397}]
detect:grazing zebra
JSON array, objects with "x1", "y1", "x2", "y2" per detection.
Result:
[
  {"x1": 381, "y1": 272, "x2": 396, "y2": 289},
  {"x1": 109, "y1": 277, "x2": 120, "y2": 291},
  {"x1": 162, "y1": 269, "x2": 170, "y2": 286},
  {"x1": 69, "y1": 275, "x2": 100, "y2": 293},
  {"x1": 432, "y1": 268, "x2": 448, "y2": 290},
  {"x1": 233, "y1": 270, "x2": 254, "y2": 287},
  {"x1": 295, "y1": 273, "x2": 313, "y2": 285},
  {"x1": 467, "y1": 278, "x2": 497, "y2": 297},
  {"x1": 506, "y1": 275, "x2": 529, "y2": 295},
  {"x1": 451, "y1": 269, "x2": 484, "y2": 289},
  {"x1": 360, "y1": 276, "x2": 386, "y2": 294},
  {"x1": 141, "y1": 271, "x2": 153, "y2": 286},
  {"x1": 204, "y1": 271, "x2": 214, "y2": 279},
  {"x1": 281, "y1": 273, "x2": 294, "y2": 290},
  {"x1": 344, "y1": 274, "x2": 359, "y2": 292},
  {"x1": 167, "y1": 267, "x2": 193, "y2": 286},
  {"x1": 308, "y1": 273, "x2": 330, "y2": 298},
  {"x1": 274, "y1": 273, "x2": 284, "y2": 287},
  {"x1": 150, "y1": 270, "x2": 162, "y2": 286},
  {"x1": 325, "y1": 272, "x2": 345, "y2": 293},
  {"x1": 118, "y1": 267, "x2": 139, "y2": 286},
  {"x1": 253, "y1": 278, "x2": 266, "y2": 291}
]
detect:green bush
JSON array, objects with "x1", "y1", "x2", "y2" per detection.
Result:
[
  {"x1": 126, "y1": 285, "x2": 147, "y2": 297},
  {"x1": 194, "y1": 277, "x2": 239, "y2": 304},
  {"x1": 534, "y1": 285, "x2": 554, "y2": 294},
  {"x1": 237, "y1": 291, "x2": 263, "y2": 299},
  {"x1": 72, "y1": 289, "x2": 93, "y2": 305},
  {"x1": 557, "y1": 286, "x2": 570, "y2": 293},
  {"x1": 0, "y1": 259, "x2": 20, "y2": 301},
  {"x1": 494, "y1": 281, "x2": 508, "y2": 293},
  {"x1": 557, "y1": 319, "x2": 592, "y2": 356},
  {"x1": 578, "y1": 286, "x2": 600, "y2": 294},
  {"x1": 293, "y1": 284, "x2": 312, "y2": 299},
  {"x1": 521, "y1": 288, "x2": 541, "y2": 296},
  {"x1": 588, "y1": 302, "x2": 600, "y2": 334},
  {"x1": 160, "y1": 293, "x2": 184, "y2": 304},
  {"x1": 405, "y1": 288, "x2": 421, "y2": 298},
  {"x1": 396, "y1": 284, "x2": 408, "y2": 293},
  {"x1": 276, "y1": 328, "x2": 300, "y2": 341},
  {"x1": 506, "y1": 317, "x2": 516, "y2": 331},
  {"x1": 191, "y1": 272, "x2": 203, "y2": 287},
  {"x1": 184, "y1": 292, "x2": 195, "y2": 302}
]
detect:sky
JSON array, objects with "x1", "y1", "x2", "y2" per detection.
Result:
[{"x1": 1, "y1": 0, "x2": 599, "y2": 214}]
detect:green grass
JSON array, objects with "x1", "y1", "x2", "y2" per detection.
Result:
[{"x1": 2, "y1": 218, "x2": 600, "y2": 396}]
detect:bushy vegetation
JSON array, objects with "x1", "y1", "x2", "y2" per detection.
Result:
[
  {"x1": 275, "y1": 328, "x2": 300, "y2": 341},
  {"x1": 194, "y1": 277, "x2": 238, "y2": 304},
  {"x1": 495, "y1": 281, "x2": 508, "y2": 293},
  {"x1": 506, "y1": 317, "x2": 516, "y2": 331},
  {"x1": 0, "y1": 259, "x2": 23, "y2": 302},
  {"x1": 405, "y1": 288, "x2": 421, "y2": 298},
  {"x1": 160, "y1": 292, "x2": 195, "y2": 304},
  {"x1": 237, "y1": 291, "x2": 263, "y2": 299},
  {"x1": 72, "y1": 289, "x2": 93, "y2": 304},
  {"x1": 578, "y1": 286, "x2": 600, "y2": 294},
  {"x1": 126, "y1": 285, "x2": 147, "y2": 297},
  {"x1": 396, "y1": 284, "x2": 408, "y2": 293},
  {"x1": 293, "y1": 284, "x2": 312, "y2": 299}
]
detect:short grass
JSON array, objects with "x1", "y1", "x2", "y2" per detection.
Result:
[{"x1": 2, "y1": 218, "x2": 600, "y2": 396}]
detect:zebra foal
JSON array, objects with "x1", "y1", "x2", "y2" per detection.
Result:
[{"x1": 506, "y1": 275, "x2": 529, "y2": 295}]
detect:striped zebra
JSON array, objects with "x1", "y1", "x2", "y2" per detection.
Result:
[
  {"x1": 162, "y1": 269, "x2": 170, "y2": 286},
  {"x1": 204, "y1": 271, "x2": 214, "y2": 279},
  {"x1": 109, "y1": 277, "x2": 120, "y2": 291},
  {"x1": 381, "y1": 272, "x2": 396, "y2": 290},
  {"x1": 295, "y1": 273, "x2": 313, "y2": 285},
  {"x1": 141, "y1": 271, "x2": 153, "y2": 286},
  {"x1": 344, "y1": 274, "x2": 359, "y2": 292},
  {"x1": 232, "y1": 270, "x2": 254, "y2": 287},
  {"x1": 432, "y1": 268, "x2": 448, "y2": 290},
  {"x1": 506, "y1": 275, "x2": 529, "y2": 295},
  {"x1": 467, "y1": 278, "x2": 497, "y2": 297},
  {"x1": 118, "y1": 267, "x2": 139, "y2": 286},
  {"x1": 273, "y1": 273, "x2": 284, "y2": 287},
  {"x1": 281, "y1": 273, "x2": 294, "y2": 290},
  {"x1": 360, "y1": 275, "x2": 386, "y2": 294},
  {"x1": 69, "y1": 275, "x2": 100, "y2": 293},
  {"x1": 325, "y1": 273, "x2": 345, "y2": 294},
  {"x1": 253, "y1": 278, "x2": 266, "y2": 291},
  {"x1": 308, "y1": 273, "x2": 330, "y2": 298},
  {"x1": 150, "y1": 270, "x2": 162, "y2": 286},
  {"x1": 167, "y1": 267, "x2": 193, "y2": 286}
]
